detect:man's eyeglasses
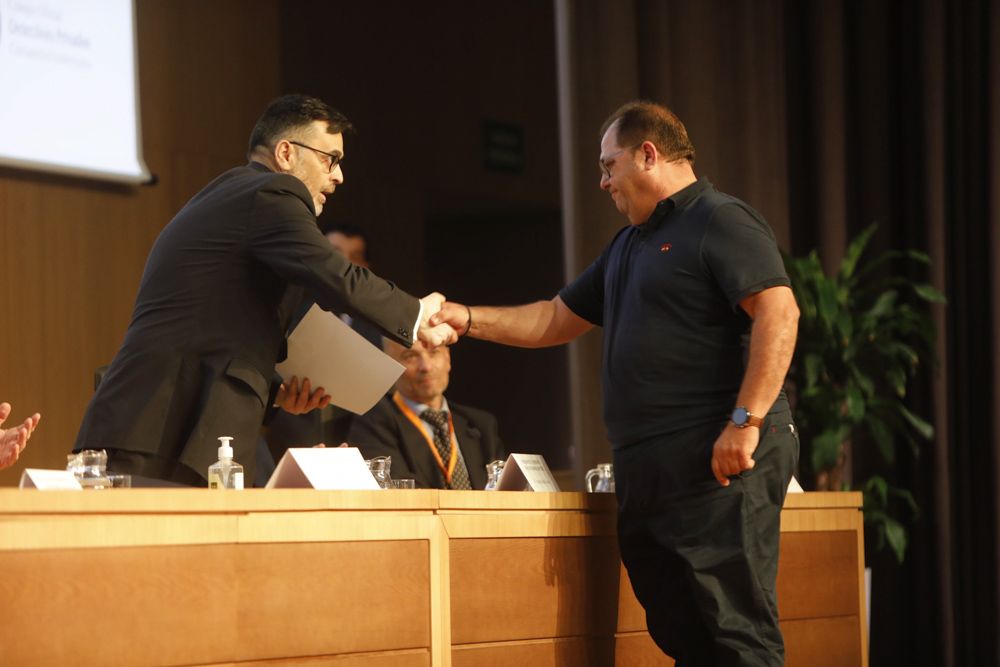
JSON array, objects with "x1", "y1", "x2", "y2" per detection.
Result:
[
  {"x1": 599, "y1": 143, "x2": 643, "y2": 179},
  {"x1": 290, "y1": 140, "x2": 342, "y2": 173}
]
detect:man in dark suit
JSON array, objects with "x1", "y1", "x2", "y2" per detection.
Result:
[
  {"x1": 73, "y1": 94, "x2": 456, "y2": 486},
  {"x1": 347, "y1": 339, "x2": 505, "y2": 490}
]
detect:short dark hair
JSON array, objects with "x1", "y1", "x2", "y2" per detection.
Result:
[
  {"x1": 600, "y1": 100, "x2": 696, "y2": 164},
  {"x1": 247, "y1": 94, "x2": 353, "y2": 159}
]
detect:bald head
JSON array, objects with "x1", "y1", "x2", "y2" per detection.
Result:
[{"x1": 385, "y1": 339, "x2": 451, "y2": 410}]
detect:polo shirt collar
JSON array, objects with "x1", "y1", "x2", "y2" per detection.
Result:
[{"x1": 644, "y1": 176, "x2": 713, "y2": 229}]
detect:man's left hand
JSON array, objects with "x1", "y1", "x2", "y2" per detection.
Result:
[
  {"x1": 711, "y1": 424, "x2": 759, "y2": 486},
  {"x1": 276, "y1": 376, "x2": 331, "y2": 414}
]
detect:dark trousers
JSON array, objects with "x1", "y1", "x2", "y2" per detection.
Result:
[{"x1": 614, "y1": 410, "x2": 798, "y2": 667}]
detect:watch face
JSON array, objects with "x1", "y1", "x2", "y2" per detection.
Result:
[{"x1": 731, "y1": 407, "x2": 749, "y2": 426}]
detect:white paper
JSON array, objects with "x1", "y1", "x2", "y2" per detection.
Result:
[
  {"x1": 19, "y1": 469, "x2": 83, "y2": 490},
  {"x1": 496, "y1": 453, "x2": 560, "y2": 492},
  {"x1": 787, "y1": 476, "x2": 804, "y2": 493},
  {"x1": 265, "y1": 447, "x2": 381, "y2": 490},
  {"x1": 276, "y1": 305, "x2": 405, "y2": 415}
]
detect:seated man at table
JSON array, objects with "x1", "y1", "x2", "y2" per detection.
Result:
[{"x1": 347, "y1": 339, "x2": 505, "y2": 489}]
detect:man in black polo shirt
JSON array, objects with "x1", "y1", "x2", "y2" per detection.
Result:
[{"x1": 431, "y1": 100, "x2": 800, "y2": 666}]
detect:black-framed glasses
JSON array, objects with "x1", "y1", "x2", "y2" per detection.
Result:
[
  {"x1": 599, "y1": 142, "x2": 643, "y2": 179},
  {"x1": 289, "y1": 140, "x2": 342, "y2": 173}
]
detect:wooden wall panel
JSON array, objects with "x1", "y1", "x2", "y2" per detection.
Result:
[{"x1": 0, "y1": 0, "x2": 281, "y2": 486}]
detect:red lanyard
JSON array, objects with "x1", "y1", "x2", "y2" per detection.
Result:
[{"x1": 392, "y1": 391, "x2": 458, "y2": 482}]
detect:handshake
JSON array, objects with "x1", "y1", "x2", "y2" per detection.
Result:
[
  {"x1": 277, "y1": 293, "x2": 470, "y2": 416},
  {"x1": 417, "y1": 292, "x2": 470, "y2": 348}
]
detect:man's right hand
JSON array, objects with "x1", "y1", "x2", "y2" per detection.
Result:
[
  {"x1": 430, "y1": 301, "x2": 472, "y2": 334},
  {"x1": 418, "y1": 292, "x2": 458, "y2": 347},
  {"x1": 276, "y1": 376, "x2": 331, "y2": 414}
]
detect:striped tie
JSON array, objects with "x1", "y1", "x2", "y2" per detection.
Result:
[{"x1": 420, "y1": 409, "x2": 472, "y2": 490}]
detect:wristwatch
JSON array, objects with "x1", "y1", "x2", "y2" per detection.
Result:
[{"x1": 731, "y1": 406, "x2": 763, "y2": 429}]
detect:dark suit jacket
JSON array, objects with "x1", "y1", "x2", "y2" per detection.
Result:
[
  {"x1": 75, "y1": 162, "x2": 419, "y2": 483},
  {"x1": 347, "y1": 396, "x2": 506, "y2": 490}
]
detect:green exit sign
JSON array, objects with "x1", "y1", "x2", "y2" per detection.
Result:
[{"x1": 483, "y1": 121, "x2": 524, "y2": 173}]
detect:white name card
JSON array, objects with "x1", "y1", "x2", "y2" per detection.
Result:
[
  {"x1": 496, "y1": 453, "x2": 560, "y2": 492},
  {"x1": 265, "y1": 447, "x2": 381, "y2": 490},
  {"x1": 19, "y1": 469, "x2": 83, "y2": 490}
]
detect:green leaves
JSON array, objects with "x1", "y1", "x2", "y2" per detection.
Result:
[
  {"x1": 784, "y1": 223, "x2": 944, "y2": 563},
  {"x1": 863, "y1": 476, "x2": 919, "y2": 563},
  {"x1": 898, "y1": 402, "x2": 934, "y2": 440},
  {"x1": 811, "y1": 425, "x2": 851, "y2": 472},
  {"x1": 913, "y1": 283, "x2": 947, "y2": 304}
]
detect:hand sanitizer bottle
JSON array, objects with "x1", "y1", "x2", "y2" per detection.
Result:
[{"x1": 208, "y1": 436, "x2": 244, "y2": 489}]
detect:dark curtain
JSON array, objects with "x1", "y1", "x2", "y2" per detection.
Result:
[
  {"x1": 569, "y1": 0, "x2": 996, "y2": 662},
  {"x1": 781, "y1": 1, "x2": 999, "y2": 665}
]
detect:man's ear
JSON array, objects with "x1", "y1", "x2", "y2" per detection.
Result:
[
  {"x1": 273, "y1": 140, "x2": 295, "y2": 171},
  {"x1": 640, "y1": 141, "x2": 658, "y2": 169}
]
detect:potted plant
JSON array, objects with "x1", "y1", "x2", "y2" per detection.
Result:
[{"x1": 783, "y1": 224, "x2": 945, "y2": 563}]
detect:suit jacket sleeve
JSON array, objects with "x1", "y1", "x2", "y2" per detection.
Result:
[{"x1": 247, "y1": 175, "x2": 418, "y2": 346}]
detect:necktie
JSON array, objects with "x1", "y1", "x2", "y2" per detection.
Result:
[{"x1": 420, "y1": 409, "x2": 472, "y2": 490}]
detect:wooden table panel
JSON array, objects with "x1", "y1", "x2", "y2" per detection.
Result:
[
  {"x1": 236, "y1": 541, "x2": 430, "y2": 657},
  {"x1": 450, "y1": 536, "x2": 619, "y2": 644},
  {"x1": 783, "y1": 616, "x2": 864, "y2": 667},
  {"x1": 0, "y1": 489, "x2": 864, "y2": 667},
  {"x1": 614, "y1": 633, "x2": 675, "y2": 666},
  {"x1": 776, "y1": 531, "x2": 859, "y2": 619},
  {"x1": 617, "y1": 563, "x2": 646, "y2": 633},
  {"x1": 196, "y1": 649, "x2": 430, "y2": 666},
  {"x1": 452, "y1": 638, "x2": 614, "y2": 667},
  {"x1": 0, "y1": 540, "x2": 430, "y2": 666}
]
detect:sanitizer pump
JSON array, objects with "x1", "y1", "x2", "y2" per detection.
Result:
[{"x1": 208, "y1": 436, "x2": 244, "y2": 489}]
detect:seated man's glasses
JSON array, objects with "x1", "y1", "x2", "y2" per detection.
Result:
[{"x1": 289, "y1": 140, "x2": 342, "y2": 173}]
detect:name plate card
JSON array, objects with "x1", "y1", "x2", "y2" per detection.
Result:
[
  {"x1": 19, "y1": 469, "x2": 83, "y2": 490},
  {"x1": 496, "y1": 453, "x2": 560, "y2": 492},
  {"x1": 265, "y1": 447, "x2": 380, "y2": 490}
]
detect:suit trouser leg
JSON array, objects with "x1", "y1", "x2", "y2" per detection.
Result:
[
  {"x1": 105, "y1": 448, "x2": 205, "y2": 487},
  {"x1": 615, "y1": 411, "x2": 798, "y2": 667}
]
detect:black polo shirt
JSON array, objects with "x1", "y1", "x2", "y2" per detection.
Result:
[{"x1": 559, "y1": 177, "x2": 790, "y2": 448}]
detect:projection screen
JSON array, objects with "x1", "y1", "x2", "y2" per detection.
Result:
[{"x1": 0, "y1": 0, "x2": 151, "y2": 184}]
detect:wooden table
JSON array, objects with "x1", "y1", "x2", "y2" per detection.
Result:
[{"x1": 0, "y1": 490, "x2": 864, "y2": 666}]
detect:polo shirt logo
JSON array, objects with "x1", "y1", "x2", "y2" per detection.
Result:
[{"x1": 660, "y1": 243, "x2": 672, "y2": 253}]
